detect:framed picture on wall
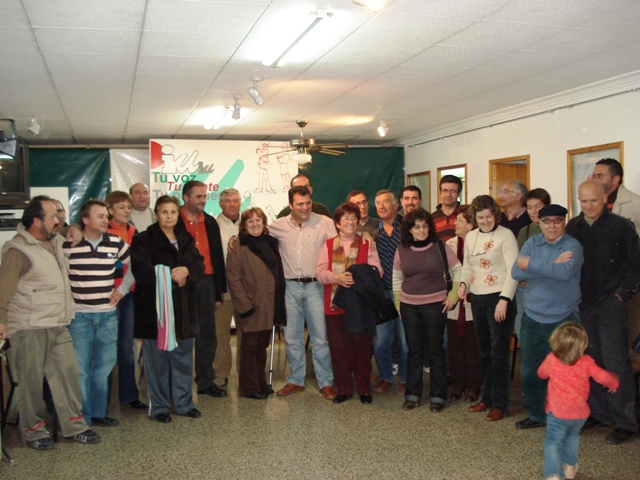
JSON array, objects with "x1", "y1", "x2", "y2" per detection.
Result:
[
  {"x1": 567, "y1": 141, "x2": 623, "y2": 217},
  {"x1": 437, "y1": 164, "x2": 467, "y2": 205},
  {"x1": 407, "y1": 171, "x2": 430, "y2": 211}
]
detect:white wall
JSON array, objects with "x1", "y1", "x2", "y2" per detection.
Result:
[{"x1": 404, "y1": 88, "x2": 640, "y2": 210}]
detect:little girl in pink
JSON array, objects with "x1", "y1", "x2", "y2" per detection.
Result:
[{"x1": 537, "y1": 322, "x2": 619, "y2": 480}]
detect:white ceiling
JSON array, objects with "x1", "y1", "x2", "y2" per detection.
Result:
[{"x1": 2, "y1": 0, "x2": 640, "y2": 147}]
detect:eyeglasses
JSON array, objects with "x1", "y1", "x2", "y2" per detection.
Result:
[
  {"x1": 540, "y1": 217, "x2": 564, "y2": 225},
  {"x1": 351, "y1": 200, "x2": 368, "y2": 207},
  {"x1": 340, "y1": 216, "x2": 359, "y2": 224},
  {"x1": 499, "y1": 189, "x2": 515, "y2": 195},
  {"x1": 411, "y1": 224, "x2": 428, "y2": 231}
]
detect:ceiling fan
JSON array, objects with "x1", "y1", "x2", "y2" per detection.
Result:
[{"x1": 270, "y1": 120, "x2": 348, "y2": 165}]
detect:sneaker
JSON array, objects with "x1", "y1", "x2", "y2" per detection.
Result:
[
  {"x1": 67, "y1": 429, "x2": 102, "y2": 444},
  {"x1": 26, "y1": 437, "x2": 55, "y2": 450},
  {"x1": 563, "y1": 463, "x2": 578, "y2": 479}
]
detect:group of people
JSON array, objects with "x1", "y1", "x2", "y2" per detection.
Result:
[{"x1": 1, "y1": 162, "x2": 639, "y2": 479}]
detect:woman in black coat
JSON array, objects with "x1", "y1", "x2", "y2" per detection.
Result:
[{"x1": 131, "y1": 195, "x2": 204, "y2": 423}]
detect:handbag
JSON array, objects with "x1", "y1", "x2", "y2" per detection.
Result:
[{"x1": 376, "y1": 297, "x2": 399, "y2": 325}]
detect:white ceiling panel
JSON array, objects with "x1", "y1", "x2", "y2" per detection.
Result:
[
  {"x1": 22, "y1": 0, "x2": 146, "y2": 30},
  {"x1": 1, "y1": 0, "x2": 640, "y2": 146}
]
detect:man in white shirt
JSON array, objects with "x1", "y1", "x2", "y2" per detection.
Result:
[
  {"x1": 269, "y1": 186, "x2": 336, "y2": 399},
  {"x1": 214, "y1": 188, "x2": 241, "y2": 387},
  {"x1": 129, "y1": 182, "x2": 155, "y2": 232}
]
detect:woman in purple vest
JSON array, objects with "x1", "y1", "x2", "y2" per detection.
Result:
[
  {"x1": 316, "y1": 202, "x2": 382, "y2": 405},
  {"x1": 393, "y1": 208, "x2": 461, "y2": 412}
]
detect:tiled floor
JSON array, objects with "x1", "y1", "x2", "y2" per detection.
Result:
[{"x1": 1, "y1": 333, "x2": 639, "y2": 479}]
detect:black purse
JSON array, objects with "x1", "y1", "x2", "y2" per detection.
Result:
[{"x1": 376, "y1": 297, "x2": 399, "y2": 325}]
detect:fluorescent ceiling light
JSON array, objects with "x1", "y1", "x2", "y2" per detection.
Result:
[
  {"x1": 262, "y1": 9, "x2": 332, "y2": 68},
  {"x1": 353, "y1": 0, "x2": 384, "y2": 12},
  {"x1": 377, "y1": 120, "x2": 388, "y2": 137}
]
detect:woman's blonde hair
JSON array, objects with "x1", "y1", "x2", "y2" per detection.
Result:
[{"x1": 549, "y1": 322, "x2": 588, "y2": 366}]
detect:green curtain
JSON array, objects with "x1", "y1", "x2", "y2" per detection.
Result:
[
  {"x1": 30, "y1": 149, "x2": 111, "y2": 223},
  {"x1": 300, "y1": 147, "x2": 405, "y2": 213}
]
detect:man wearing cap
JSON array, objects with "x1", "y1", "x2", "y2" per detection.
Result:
[
  {"x1": 566, "y1": 180, "x2": 640, "y2": 445},
  {"x1": 511, "y1": 204, "x2": 584, "y2": 430}
]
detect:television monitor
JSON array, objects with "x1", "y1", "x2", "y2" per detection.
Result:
[{"x1": 0, "y1": 138, "x2": 30, "y2": 209}]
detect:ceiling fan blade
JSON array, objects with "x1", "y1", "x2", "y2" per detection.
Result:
[
  {"x1": 317, "y1": 143, "x2": 349, "y2": 149},
  {"x1": 265, "y1": 147, "x2": 297, "y2": 157},
  {"x1": 316, "y1": 148, "x2": 346, "y2": 156}
]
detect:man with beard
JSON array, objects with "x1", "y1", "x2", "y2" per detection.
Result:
[{"x1": 0, "y1": 196, "x2": 101, "y2": 449}]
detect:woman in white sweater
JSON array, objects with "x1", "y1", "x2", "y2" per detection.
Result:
[{"x1": 458, "y1": 195, "x2": 519, "y2": 422}]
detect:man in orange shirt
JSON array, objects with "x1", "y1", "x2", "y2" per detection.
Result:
[{"x1": 177, "y1": 180, "x2": 228, "y2": 398}]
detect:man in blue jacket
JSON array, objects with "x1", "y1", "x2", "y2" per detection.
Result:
[{"x1": 511, "y1": 204, "x2": 583, "y2": 430}]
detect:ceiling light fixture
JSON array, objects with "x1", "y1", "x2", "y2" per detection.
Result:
[
  {"x1": 232, "y1": 95, "x2": 242, "y2": 120},
  {"x1": 293, "y1": 152, "x2": 312, "y2": 165},
  {"x1": 352, "y1": 0, "x2": 384, "y2": 12},
  {"x1": 377, "y1": 120, "x2": 389, "y2": 137},
  {"x1": 247, "y1": 77, "x2": 264, "y2": 105},
  {"x1": 262, "y1": 9, "x2": 332, "y2": 68},
  {"x1": 28, "y1": 116, "x2": 41, "y2": 136}
]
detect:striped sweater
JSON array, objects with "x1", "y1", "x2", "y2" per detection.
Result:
[{"x1": 63, "y1": 233, "x2": 130, "y2": 312}]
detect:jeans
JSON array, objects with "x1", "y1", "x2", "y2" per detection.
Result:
[
  {"x1": 581, "y1": 297, "x2": 639, "y2": 432},
  {"x1": 469, "y1": 292, "x2": 515, "y2": 412},
  {"x1": 142, "y1": 338, "x2": 195, "y2": 416},
  {"x1": 283, "y1": 280, "x2": 333, "y2": 388},
  {"x1": 194, "y1": 275, "x2": 218, "y2": 390},
  {"x1": 543, "y1": 412, "x2": 585, "y2": 479},
  {"x1": 401, "y1": 302, "x2": 447, "y2": 404},
  {"x1": 374, "y1": 290, "x2": 408, "y2": 383},
  {"x1": 520, "y1": 311, "x2": 578, "y2": 423},
  {"x1": 116, "y1": 292, "x2": 139, "y2": 403},
  {"x1": 68, "y1": 310, "x2": 118, "y2": 424}
]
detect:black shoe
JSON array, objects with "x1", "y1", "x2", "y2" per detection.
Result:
[
  {"x1": 150, "y1": 413, "x2": 172, "y2": 423},
  {"x1": 332, "y1": 394, "x2": 352, "y2": 404},
  {"x1": 360, "y1": 394, "x2": 373, "y2": 405},
  {"x1": 91, "y1": 416, "x2": 120, "y2": 427},
  {"x1": 605, "y1": 427, "x2": 638, "y2": 445},
  {"x1": 197, "y1": 384, "x2": 228, "y2": 398},
  {"x1": 65, "y1": 429, "x2": 102, "y2": 444},
  {"x1": 179, "y1": 408, "x2": 202, "y2": 418},
  {"x1": 430, "y1": 403, "x2": 445, "y2": 413},
  {"x1": 129, "y1": 400, "x2": 148, "y2": 410},
  {"x1": 26, "y1": 437, "x2": 55, "y2": 450},
  {"x1": 581, "y1": 416, "x2": 607, "y2": 432},
  {"x1": 515, "y1": 417, "x2": 546, "y2": 430},
  {"x1": 245, "y1": 391, "x2": 268, "y2": 400},
  {"x1": 261, "y1": 386, "x2": 275, "y2": 396}
]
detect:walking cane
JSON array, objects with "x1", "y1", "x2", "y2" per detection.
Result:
[{"x1": 267, "y1": 325, "x2": 276, "y2": 393}]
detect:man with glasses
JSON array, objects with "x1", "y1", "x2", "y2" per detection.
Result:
[
  {"x1": 566, "y1": 180, "x2": 640, "y2": 445},
  {"x1": 498, "y1": 180, "x2": 531, "y2": 237},
  {"x1": 347, "y1": 190, "x2": 379, "y2": 235},
  {"x1": 432, "y1": 175, "x2": 462, "y2": 241},
  {"x1": 511, "y1": 204, "x2": 583, "y2": 431}
]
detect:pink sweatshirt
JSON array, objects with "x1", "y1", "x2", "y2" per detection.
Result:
[{"x1": 537, "y1": 352, "x2": 619, "y2": 420}]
